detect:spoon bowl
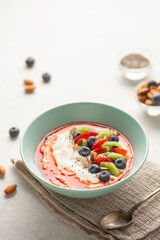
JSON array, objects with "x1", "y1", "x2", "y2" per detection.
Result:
[{"x1": 101, "y1": 211, "x2": 133, "y2": 229}]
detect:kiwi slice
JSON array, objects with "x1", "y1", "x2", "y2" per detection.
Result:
[
  {"x1": 100, "y1": 162, "x2": 120, "y2": 176},
  {"x1": 75, "y1": 127, "x2": 89, "y2": 133},
  {"x1": 102, "y1": 141, "x2": 122, "y2": 148},
  {"x1": 96, "y1": 131, "x2": 112, "y2": 139}
]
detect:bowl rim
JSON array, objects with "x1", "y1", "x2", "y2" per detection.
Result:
[{"x1": 20, "y1": 102, "x2": 149, "y2": 193}]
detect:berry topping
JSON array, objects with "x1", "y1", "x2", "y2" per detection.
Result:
[
  {"x1": 152, "y1": 94, "x2": 160, "y2": 106},
  {"x1": 114, "y1": 148, "x2": 127, "y2": 156},
  {"x1": 42, "y1": 73, "x2": 51, "y2": 83},
  {"x1": 93, "y1": 156, "x2": 113, "y2": 165},
  {"x1": 99, "y1": 171, "x2": 110, "y2": 182},
  {"x1": 74, "y1": 131, "x2": 98, "y2": 144},
  {"x1": 92, "y1": 139, "x2": 107, "y2": 150},
  {"x1": 115, "y1": 158, "x2": 126, "y2": 169},
  {"x1": 148, "y1": 80, "x2": 158, "y2": 88},
  {"x1": 9, "y1": 127, "x2": 20, "y2": 138},
  {"x1": 73, "y1": 131, "x2": 82, "y2": 139},
  {"x1": 87, "y1": 136, "x2": 97, "y2": 148},
  {"x1": 26, "y1": 57, "x2": 35, "y2": 68},
  {"x1": 88, "y1": 164, "x2": 100, "y2": 174},
  {"x1": 109, "y1": 135, "x2": 119, "y2": 142},
  {"x1": 93, "y1": 147, "x2": 108, "y2": 155},
  {"x1": 78, "y1": 146, "x2": 91, "y2": 157}
]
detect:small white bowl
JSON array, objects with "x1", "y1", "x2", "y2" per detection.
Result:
[
  {"x1": 119, "y1": 49, "x2": 151, "y2": 81},
  {"x1": 134, "y1": 81, "x2": 160, "y2": 116}
]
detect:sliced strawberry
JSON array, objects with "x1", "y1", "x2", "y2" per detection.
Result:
[
  {"x1": 92, "y1": 139, "x2": 107, "y2": 150},
  {"x1": 93, "y1": 156, "x2": 113, "y2": 165},
  {"x1": 93, "y1": 146, "x2": 107, "y2": 154},
  {"x1": 74, "y1": 131, "x2": 98, "y2": 143},
  {"x1": 114, "y1": 148, "x2": 127, "y2": 156}
]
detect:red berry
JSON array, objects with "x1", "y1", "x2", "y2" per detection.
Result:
[
  {"x1": 114, "y1": 148, "x2": 127, "y2": 156},
  {"x1": 93, "y1": 156, "x2": 113, "y2": 165},
  {"x1": 93, "y1": 147, "x2": 107, "y2": 154},
  {"x1": 92, "y1": 139, "x2": 107, "y2": 150},
  {"x1": 74, "y1": 131, "x2": 98, "y2": 144}
]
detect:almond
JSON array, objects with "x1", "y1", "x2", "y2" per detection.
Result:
[
  {"x1": 82, "y1": 160, "x2": 90, "y2": 168},
  {"x1": 138, "y1": 87, "x2": 149, "y2": 95},
  {"x1": 77, "y1": 139, "x2": 83, "y2": 146},
  {"x1": 90, "y1": 151, "x2": 97, "y2": 162},
  {"x1": 73, "y1": 145, "x2": 79, "y2": 151},
  {"x1": 70, "y1": 127, "x2": 76, "y2": 136},
  {"x1": 150, "y1": 89, "x2": 159, "y2": 95},
  {"x1": 150, "y1": 85, "x2": 157, "y2": 90},
  {"x1": 0, "y1": 165, "x2": 6, "y2": 175},
  {"x1": 103, "y1": 146, "x2": 110, "y2": 152},
  {"x1": 100, "y1": 167, "x2": 108, "y2": 171},
  {"x1": 141, "y1": 81, "x2": 148, "y2": 88},
  {"x1": 145, "y1": 99, "x2": 152, "y2": 106},
  {"x1": 137, "y1": 88, "x2": 141, "y2": 95},
  {"x1": 147, "y1": 91, "x2": 153, "y2": 99},
  {"x1": 25, "y1": 85, "x2": 36, "y2": 92},
  {"x1": 158, "y1": 81, "x2": 160, "y2": 86},
  {"x1": 138, "y1": 95, "x2": 147, "y2": 103},
  {"x1": 24, "y1": 79, "x2": 34, "y2": 85},
  {"x1": 113, "y1": 130, "x2": 118, "y2": 136},
  {"x1": 4, "y1": 184, "x2": 17, "y2": 195}
]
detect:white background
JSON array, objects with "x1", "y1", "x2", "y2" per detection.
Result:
[{"x1": 0, "y1": 1, "x2": 160, "y2": 239}]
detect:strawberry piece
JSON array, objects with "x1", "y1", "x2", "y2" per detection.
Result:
[
  {"x1": 92, "y1": 139, "x2": 107, "y2": 150},
  {"x1": 93, "y1": 146, "x2": 107, "y2": 154},
  {"x1": 114, "y1": 148, "x2": 127, "y2": 156},
  {"x1": 74, "y1": 131, "x2": 98, "y2": 143},
  {"x1": 93, "y1": 156, "x2": 113, "y2": 165}
]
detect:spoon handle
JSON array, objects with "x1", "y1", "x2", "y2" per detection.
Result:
[{"x1": 129, "y1": 187, "x2": 160, "y2": 214}]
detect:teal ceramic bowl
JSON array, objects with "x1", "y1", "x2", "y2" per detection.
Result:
[{"x1": 20, "y1": 102, "x2": 149, "y2": 198}]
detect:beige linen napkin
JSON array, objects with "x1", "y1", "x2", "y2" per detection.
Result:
[{"x1": 12, "y1": 159, "x2": 160, "y2": 240}]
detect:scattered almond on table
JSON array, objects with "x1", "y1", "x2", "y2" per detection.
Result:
[
  {"x1": 0, "y1": 165, "x2": 6, "y2": 175},
  {"x1": 24, "y1": 79, "x2": 36, "y2": 93},
  {"x1": 4, "y1": 184, "x2": 17, "y2": 195},
  {"x1": 25, "y1": 84, "x2": 36, "y2": 93},
  {"x1": 24, "y1": 79, "x2": 34, "y2": 85}
]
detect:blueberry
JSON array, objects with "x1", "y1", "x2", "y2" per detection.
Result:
[
  {"x1": 109, "y1": 135, "x2": 119, "y2": 142},
  {"x1": 89, "y1": 164, "x2": 100, "y2": 174},
  {"x1": 87, "y1": 136, "x2": 97, "y2": 148},
  {"x1": 42, "y1": 73, "x2": 51, "y2": 83},
  {"x1": 73, "y1": 131, "x2": 81, "y2": 139},
  {"x1": 148, "y1": 80, "x2": 158, "y2": 88},
  {"x1": 115, "y1": 158, "x2": 126, "y2": 169},
  {"x1": 26, "y1": 57, "x2": 35, "y2": 68},
  {"x1": 78, "y1": 146, "x2": 90, "y2": 157},
  {"x1": 99, "y1": 171, "x2": 110, "y2": 182},
  {"x1": 9, "y1": 127, "x2": 20, "y2": 138},
  {"x1": 152, "y1": 94, "x2": 160, "y2": 106}
]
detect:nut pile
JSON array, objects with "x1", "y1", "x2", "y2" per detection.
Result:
[{"x1": 137, "y1": 80, "x2": 160, "y2": 106}]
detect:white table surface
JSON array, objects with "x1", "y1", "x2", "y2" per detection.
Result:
[{"x1": 1, "y1": 0, "x2": 160, "y2": 239}]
